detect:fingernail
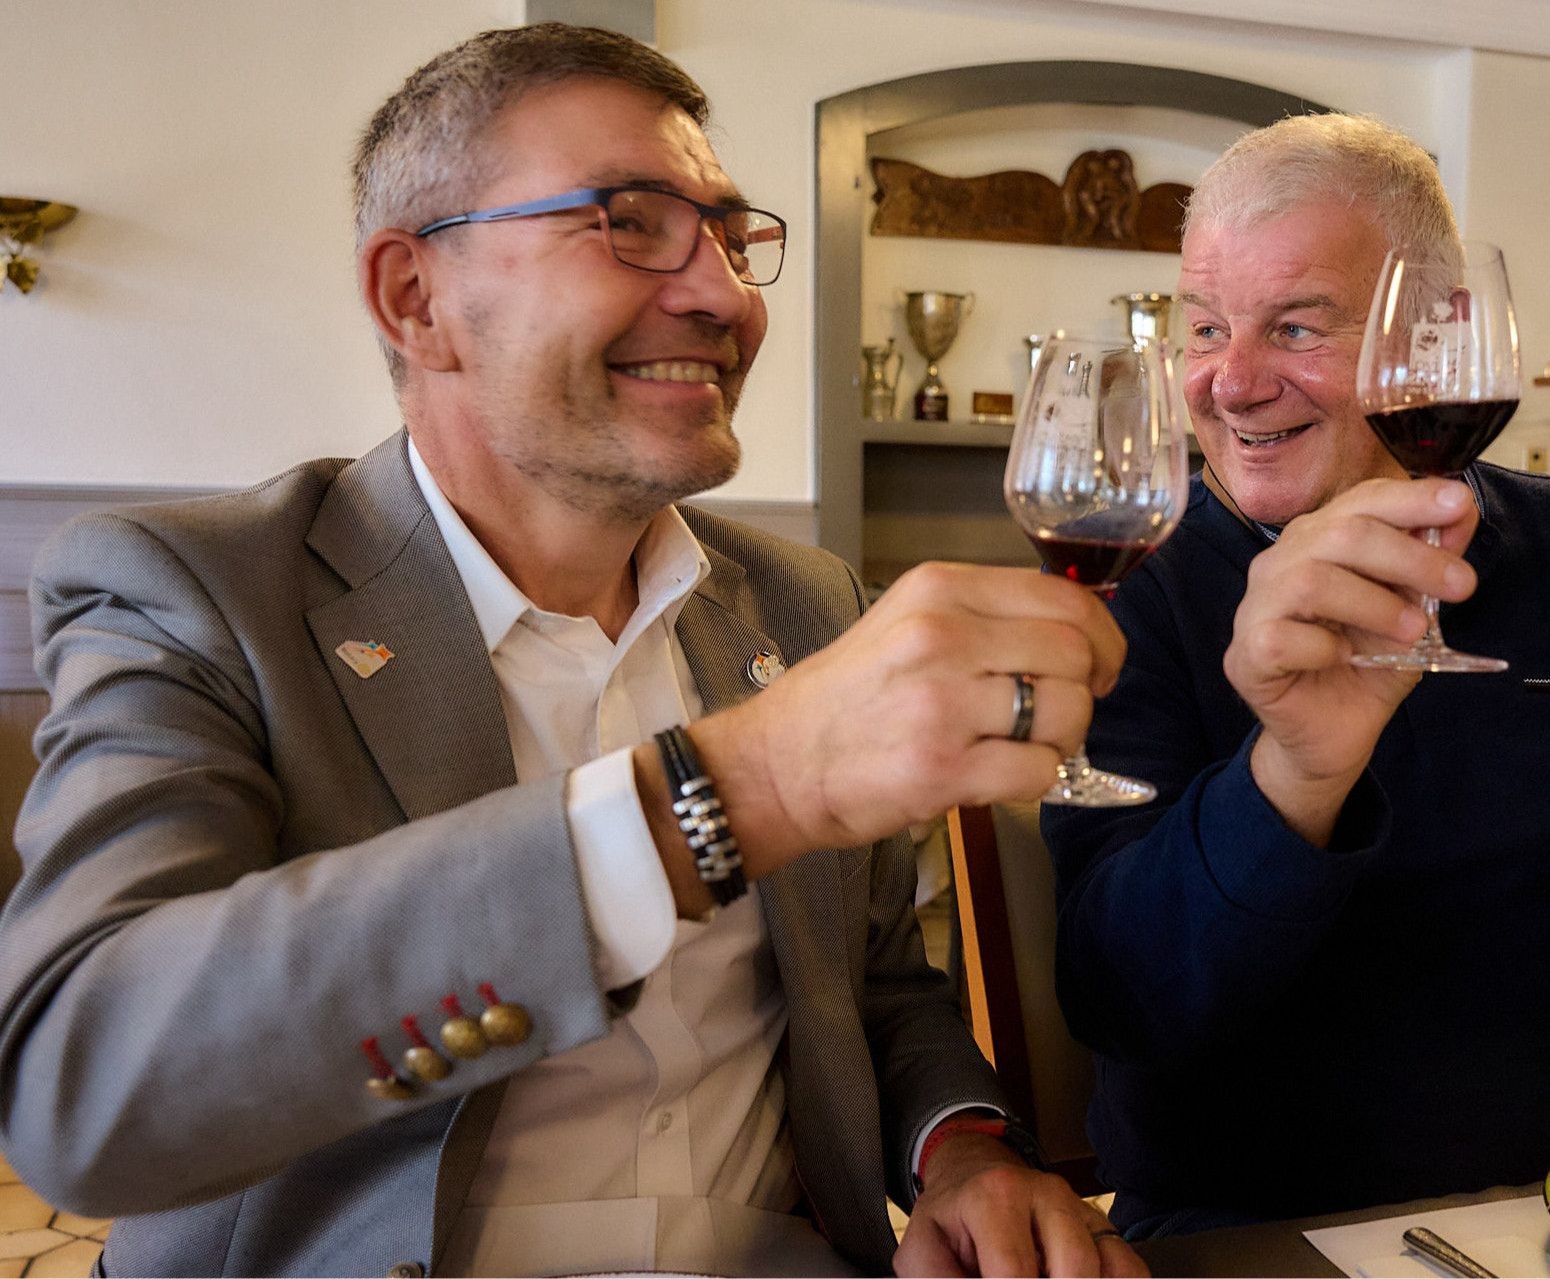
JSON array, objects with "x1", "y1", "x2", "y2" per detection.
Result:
[
  {"x1": 1436, "y1": 481, "x2": 1470, "y2": 511},
  {"x1": 1444, "y1": 561, "x2": 1473, "y2": 593}
]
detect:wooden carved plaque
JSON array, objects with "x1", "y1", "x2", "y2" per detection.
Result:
[{"x1": 870, "y1": 151, "x2": 1190, "y2": 253}]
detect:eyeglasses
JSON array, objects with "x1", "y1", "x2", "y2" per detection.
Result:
[{"x1": 415, "y1": 185, "x2": 787, "y2": 286}]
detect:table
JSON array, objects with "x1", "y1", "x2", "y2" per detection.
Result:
[{"x1": 1135, "y1": 1183, "x2": 1539, "y2": 1277}]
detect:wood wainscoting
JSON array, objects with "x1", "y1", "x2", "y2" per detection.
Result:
[{"x1": 0, "y1": 482, "x2": 817, "y2": 900}]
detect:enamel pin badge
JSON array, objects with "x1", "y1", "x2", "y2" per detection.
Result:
[
  {"x1": 746, "y1": 650, "x2": 786, "y2": 688},
  {"x1": 335, "y1": 639, "x2": 395, "y2": 679}
]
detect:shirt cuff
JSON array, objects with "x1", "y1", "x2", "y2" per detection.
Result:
[
  {"x1": 566, "y1": 748, "x2": 677, "y2": 991},
  {"x1": 909, "y1": 1102, "x2": 1009, "y2": 1184}
]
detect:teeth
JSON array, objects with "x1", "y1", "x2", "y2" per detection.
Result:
[
  {"x1": 1234, "y1": 426, "x2": 1308, "y2": 446},
  {"x1": 618, "y1": 360, "x2": 721, "y2": 383}
]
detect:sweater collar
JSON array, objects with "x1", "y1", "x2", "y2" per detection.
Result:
[{"x1": 1199, "y1": 461, "x2": 1501, "y2": 581}]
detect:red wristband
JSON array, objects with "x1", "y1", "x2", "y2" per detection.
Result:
[{"x1": 916, "y1": 1116, "x2": 1009, "y2": 1191}]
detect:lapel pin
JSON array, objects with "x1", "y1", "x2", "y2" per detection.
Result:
[
  {"x1": 746, "y1": 649, "x2": 786, "y2": 689},
  {"x1": 335, "y1": 639, "x2": 395, "y2": 680}
]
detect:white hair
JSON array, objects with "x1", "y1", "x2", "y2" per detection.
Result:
[{"x1": 1184, "y1": 113, "x2": 1460, "y2": 257}]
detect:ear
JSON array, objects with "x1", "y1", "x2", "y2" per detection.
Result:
[{"x1": 358, "y1": 228, "x2": 460, "y2": 374}]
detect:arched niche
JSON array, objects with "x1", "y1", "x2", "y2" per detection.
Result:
[{"x1": 815, "y1": 62, "x2": 1335, "y2": 570}]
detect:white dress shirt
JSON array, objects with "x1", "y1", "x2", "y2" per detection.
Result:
[{"x1": 407, "y1": 444, "x2": 856, "y2": 1277}]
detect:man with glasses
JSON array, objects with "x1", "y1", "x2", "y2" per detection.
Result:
[
  {"x1": 0, "y1": 23, "x2": 1142, "y2": 1279},
  {"x1": 414, "y1": 185, "x2": 789, "y2": 288}
]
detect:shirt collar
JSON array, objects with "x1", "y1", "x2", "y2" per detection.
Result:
[{"x1": 407, "y1": 436, "x2": 710, "y2": 654}]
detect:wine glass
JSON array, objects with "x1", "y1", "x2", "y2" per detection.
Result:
[
  {"x1": 1004, "y1": 335, "x2": 1189, "y2": 806},
  {"x1": 1353, "y1": 241, "x2": 1520, "y2": 673}
]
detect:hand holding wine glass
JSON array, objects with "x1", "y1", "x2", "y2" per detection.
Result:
[
  {"x1": 1353, "y1": 240, "x2": 1520, "y2": 672},
  {"x1": 1220, "y1": 475, "x2": 1479, "y2": 847},
  {"x1": 1004, "y1": 336, "x2": 1189, "y2": 806}
]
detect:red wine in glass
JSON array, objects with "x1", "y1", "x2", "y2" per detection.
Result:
[
  {"x1": 1364, "y1": 399, "x2": 1518, "y2": 478},
  {"x1": 1028, "y1": 530, "x2": 1156, "y2": 596},
  {"x1": 1353, "y1": 241, "x2": 1520, "y2": 673},
  {"x1": 1003, "y1": 336, "x2": 1189, "y2": 806}
]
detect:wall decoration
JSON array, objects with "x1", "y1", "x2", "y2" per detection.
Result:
[
  {"x1": 870, "y1": 151, "x2": 1190, "y2": 253},
  {"x1": 0, "y1": 198, "x2": 78, "y2": 295}
]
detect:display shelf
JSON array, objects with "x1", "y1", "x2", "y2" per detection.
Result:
[
  {"x1": 859, "y1": 418, "x2": 1017, "y2": 448},
  {"x1": 815, "y1": 61, "x2": 1326, "y2": 572}
]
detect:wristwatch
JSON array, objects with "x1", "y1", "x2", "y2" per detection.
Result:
[
  {"x1": 996, "y1": 1117, "x2": 1047, "y2": 1170},
  {"x1": 914, "y1": 1114, "x2": 1046, "y2": 1195}
]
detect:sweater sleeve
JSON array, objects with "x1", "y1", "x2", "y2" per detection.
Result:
[{"x1": 1039, "y1": 557, "x2": 1392, "y2": 1068}]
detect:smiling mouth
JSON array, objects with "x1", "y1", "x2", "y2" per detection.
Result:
[
  {"x1": 1233, "y1": 424, "x2": 1313, "y2": 447},
  {"x1": 614, "y1": 360, "x2": 725, "y2": 384}
]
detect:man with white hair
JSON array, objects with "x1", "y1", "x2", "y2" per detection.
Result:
[{"x1": 1042, "y1": 114, "x2": 1550, "y2": 1236}]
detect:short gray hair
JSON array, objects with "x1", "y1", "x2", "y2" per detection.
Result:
[
  {"x1": 1184, "y1": 113, "x2": 1459, "y2": 258},
  {"x1": 352, "y1": 23, "x2": 711, "y2": 384}
]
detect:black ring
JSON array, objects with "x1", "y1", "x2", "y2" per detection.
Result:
[
  {"x1": 1090, "y1": 1228, "x2": 1124, "y2": 1242},
  {"x1": 1009, "y1": 673, "x2": 1036, "y2": 742}
]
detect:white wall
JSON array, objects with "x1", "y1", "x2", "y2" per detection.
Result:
[
  {"x1": 1455, "y1": 49, "x2": 1550, "y2": 465},
  {"x1": 4, "y1": 0, "x2": 1549, "y2": 494},
  {"x1": 1075, "y1": 0, "x2": 1550, "y2": 60},
  {"x1": 2, "y1": 0, "x2": 519, "y2": 487}
]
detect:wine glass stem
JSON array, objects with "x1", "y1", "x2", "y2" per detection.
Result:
[
  {"x1": 1419, "y1": 524, "x2": 1446, "y2": 649},
  {"x1": 1059, "y1": 745, "x2": 1095, "y2": 783}
]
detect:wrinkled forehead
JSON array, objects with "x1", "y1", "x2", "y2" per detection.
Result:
[{"x1": 1179, "y1": 202, "x2": 1387, "y2": 315}]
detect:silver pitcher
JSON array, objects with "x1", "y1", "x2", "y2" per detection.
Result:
[{"x1": 860, "y1": 338, "x2": 904, "y2": 421}]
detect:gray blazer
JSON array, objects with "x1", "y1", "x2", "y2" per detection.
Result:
[{"x1": 0, "y1": 433, "x2": 1004, "y2": 1277}]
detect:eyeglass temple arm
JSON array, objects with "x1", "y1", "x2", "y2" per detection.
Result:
[
  {"x1": 415, "y1": 214, "x2": 469, "y2": 237},
  {"x1": 417, "y1": 188, "x2": 606, "y2": 238}
]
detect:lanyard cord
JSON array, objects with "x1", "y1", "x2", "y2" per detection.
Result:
[{"x1": 1200, "y1": 460, "x2": 1484, "y2": 547}]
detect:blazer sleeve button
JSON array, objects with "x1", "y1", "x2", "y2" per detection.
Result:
[
  {"x1": 386, "y1": 1262, "x2": 424, "y2": 1278},
  {"x1": 439, "y1": 994, "x2": 488, "y2": 1059},
  {"x1": 476, "y1": 982, "x2": 532, "y2": 1045},
  {"x1": 365, "y1": 1076, "x2": 415, "y2": 1101},
  {"x1": 479, "y1": 1001, "x2": 531, "y2": 1046}
]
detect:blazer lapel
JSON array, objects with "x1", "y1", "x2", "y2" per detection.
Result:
[
  {"x1": 676, "y1": 526, "x2": 887, "y2": 1262},
  {"x1": 304, "y1": 433, "x2": 515, "y2": 821},
  {"x1": 675, "y1": 538, "x2": 763, "y2": 714},
  {"x1": 674, "y1": 535, "x2": 849, "y2": 986}
]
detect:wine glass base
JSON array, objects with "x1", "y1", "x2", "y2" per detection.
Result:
[
  {"x1": 1042, "y1": 765, "x2": 1156, "y2": 808},
  {"x1": 1351, "y1": 645, "x2": 1508, "y2": 674}
]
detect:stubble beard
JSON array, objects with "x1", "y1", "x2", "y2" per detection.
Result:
[{"x1": 484, "y1": 379, "x2": 744, "y2": 524}]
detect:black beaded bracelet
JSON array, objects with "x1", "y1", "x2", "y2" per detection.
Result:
[{"x1": 654, "y1": 725, "x2": 747, "y2": 906}]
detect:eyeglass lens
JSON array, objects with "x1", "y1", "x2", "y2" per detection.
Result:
[{"x1": 604, "y1": 190, "x2": 783, "y2": 285}]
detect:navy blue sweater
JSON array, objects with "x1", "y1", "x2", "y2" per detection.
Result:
[{"x1": 1041, "y1": 464, "x2": 1550, "y2": 1225}]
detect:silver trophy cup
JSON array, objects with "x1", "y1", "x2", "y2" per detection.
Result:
[{"x1": 903, "y1": 291, "x2": 974, "y2": 421}]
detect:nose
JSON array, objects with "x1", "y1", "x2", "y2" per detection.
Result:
[
  {"x1": 1203, "y1": 334, "x2": 1281, "y2": 416},
  {"x1": 657, "y1": 219, "x2": 755, "y2": 326}
]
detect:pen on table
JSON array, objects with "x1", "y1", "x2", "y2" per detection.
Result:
[{"x1": 1402, "y1": 1226, "x2": 1498, "y2": 1279}]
